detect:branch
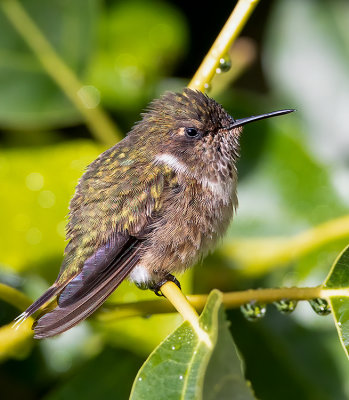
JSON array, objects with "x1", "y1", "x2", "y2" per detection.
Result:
[
  {"x1": 221, "y1": 214, "x2": 349, "y2": 276},
  {"x1": 161, "y1": 281, "x2": 199, "y2": 322},
  {"x1": 0, "y1": 284, "x2": 34, "y2": 357},
  {"x1": 160, "y1": 282, "x2": 211, "y2": 347},
  {"x1": 0, "y1": 283, "x2": 32, "y2": 311},
  {"x1": 188, "y1": 0, "x2": 260, "y2": 92},
  {"x1": 96, "y1": 286, "x2": 323, "y2": 321},
  {"x1": 1, "y1": 0, "x2": 122, "y2": 145}
]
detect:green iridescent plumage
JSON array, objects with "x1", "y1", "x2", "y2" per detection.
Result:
[{"x1": 58, "y1": 144, "x2": 175, "y2": 284}]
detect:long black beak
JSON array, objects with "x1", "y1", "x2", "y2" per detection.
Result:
[{"x1": 231, "y1": 109, "x2": 295, "y2": 128}]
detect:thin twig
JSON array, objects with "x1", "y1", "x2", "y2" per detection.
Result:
[
  {"x1": 97, "y1": 286, "x2": 323, "y2": 321},
  {"x1": 221, "y1": 214, "x2": 349, "y2": 276},
  {"x1": 188, "y1": 0, "x2": 260, "y2": 92},
  {"x1": 160, "y1": 282, "x2": 211, "y2": 347},
  {"x1": 1, "y1": 0, "x2": 122, "y2": 145},
  {"x1": 0, "y1": 283, "x2": 32, "y2": 311},
  {"x1": 161, "y1": 281, "x2": 199, "y2": 321}
]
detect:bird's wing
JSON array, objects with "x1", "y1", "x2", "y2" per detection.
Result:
[
  {"x1": 33, "y1": 234, "x2": 141, "y2": 338},
  {"x1": 18, "y1": 144, "x2": 176, "y2": 338}
]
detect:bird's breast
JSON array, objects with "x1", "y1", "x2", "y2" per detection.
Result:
[{"x1": 138, "y1": 173, "x2": 236, "y2": 278}]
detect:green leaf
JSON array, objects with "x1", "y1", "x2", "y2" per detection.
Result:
[
  {"x1": 230, "y1": 125, "x2": 348, "y2": 237},
  {"x1": 43, "y1": 347, "x2": 144, "y2": 400},
  {"x1": 264, "y1": 0, "x2": 349, "y2": 168},
  {"x1": 130, "y1": 290, "x2": 255, "y2": 400},
  {"x1": 202, "y1": 308, "x2": 254, "y2": 400},
  {"x1": 323, "y1": 244, "x2": 349, "y2": 358},
  {"x1": 0, "y1": 0, "x2": 98, "y2": 129},
  {"x1": 229, "y1": 308, "x2": 349, "y2": 400},
  {"x1": 87, "y1": 0, "x2": 188, "y2": 111}
]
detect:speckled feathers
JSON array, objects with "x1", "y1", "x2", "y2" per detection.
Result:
[{"x1": 20, "y1": 89, "x2": 242, "y2": 337}]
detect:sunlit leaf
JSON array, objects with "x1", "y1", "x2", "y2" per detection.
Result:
[
  {"x1": 0, "y1": 140, "x2": 101, "y2": 274},
  {"x1": 130, "y1": 290, "x2": 255, "y2": 400}
]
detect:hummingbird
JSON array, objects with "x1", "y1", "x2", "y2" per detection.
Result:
[{"x1": 15, "y1": 88, "x2": 293, "y2": 338}]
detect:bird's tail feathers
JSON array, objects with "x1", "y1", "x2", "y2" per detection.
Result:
[{"x1": 13, "y1": 283, "x2": 64, "y2": 330}]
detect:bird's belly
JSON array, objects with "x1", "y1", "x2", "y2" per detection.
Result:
[{"x1": 131, "y1": 187, "x2": 235, "y2": 285}]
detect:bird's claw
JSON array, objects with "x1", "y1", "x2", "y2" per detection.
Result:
[{"x1": 151, "y1": 274, "x2": 181, "y2": 297}]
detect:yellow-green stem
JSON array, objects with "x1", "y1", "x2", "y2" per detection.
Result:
[
  {"x1": 188, "y1": 0, "x2": 260, "y2": 92},
  {"x1": 1, "y1": 0, "x2": 122, "y2": 145},
  {"x1": 0, "y1": 283, "x2": 32, "y2": 311},
  {"x1": 221, "y1": 214, "x2": 349, "y2": 276},
  {"x1": 160, "y1": 281, "x2": 211, "y2": 346},
  {"x1": 97, "y1": 286, "x2": 323, "y2": 321},
  {"x1": 161, "y1": 281, "x2": 199, "y2": 322}
]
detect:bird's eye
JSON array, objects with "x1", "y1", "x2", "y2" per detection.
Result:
[{"x1": 185, "y1": 127, "x2": 200, "y2": 138}]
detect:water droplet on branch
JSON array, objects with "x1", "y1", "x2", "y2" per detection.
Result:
[
  {"x1": 204, "y1": 83, "x2": 211, "y2": 92},
  {"x1": 216, "y1": 55, "x2": 231, "y2": 74},
  {"x1": 309, "y1": 298, "x2": 331, "y2": 316},
  {"x1": 274, "y1": 299, "x2": 298, "y2": 314},
  {"x1": 240, "y1": 302, "x2": 266, "y2": 321}
]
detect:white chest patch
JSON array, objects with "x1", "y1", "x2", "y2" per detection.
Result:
[
  {"x1": 154, "y1": 153, "x2": 232, "y2": 204},
  {"x1": 154, "y1": 153, "x2": 189, "y2": 175}
]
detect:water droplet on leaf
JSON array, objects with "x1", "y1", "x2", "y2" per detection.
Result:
[
  {"x1": 171, "y1": 343, "x2": 181, "y2": 350},
  {"x1": 274, "y1": 299, "x2": 298, "y2": 314},
  {"x1": 240, "y1": 302, "x2": 266, "y2": 321},
  {"x1": 179, "y1": 375, "x2": 183, "y2": 380},
  {"x1": 309, "y1": 298, "x2": 331, "y2": 316}
]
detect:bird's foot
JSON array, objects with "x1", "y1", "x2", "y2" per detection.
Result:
[{"x1": 151, "y1": 274, "x2": 181, "y2": 297}]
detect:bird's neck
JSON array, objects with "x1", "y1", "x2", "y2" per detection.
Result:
[{"x1": 153, "y1": 152, "x2": 236, "y2": 205}]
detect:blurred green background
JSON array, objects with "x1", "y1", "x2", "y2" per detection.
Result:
[{"x1": 1, "y1": 0, "x2": 349, "y2": 399}]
